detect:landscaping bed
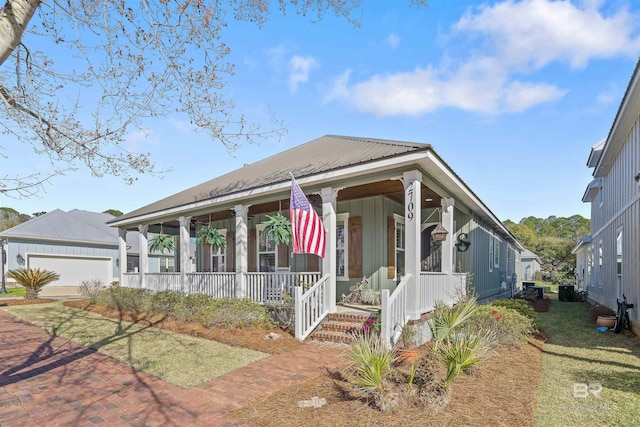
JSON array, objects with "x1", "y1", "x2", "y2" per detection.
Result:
[{"x1": 63, "y1": 299, "x2": 302, "y2": 355}]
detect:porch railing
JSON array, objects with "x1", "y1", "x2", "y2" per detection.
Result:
[
  {"x1": 380, "y1": 274, "x2": 411, "y2": 349},
  {"x1": 419, "y1": 272, "x2": 467, "y2": 313},
  {"x1": 187, "y1": 272, "x2": 235, "y2": 298},
  {"x1": 244, "y1": 272, "x2": 321, "y2": 304},
  {"x1": 146, "y1": 273, "x2": 182, "y2": 292},
  {"x1": 121, "y1": 271, "x2": 320, "y2": 304},
  {"x1": 294, "y1": 274, "x2": 329, "y2": 341}
]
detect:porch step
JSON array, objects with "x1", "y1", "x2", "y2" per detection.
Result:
[{"x1": 309, "y1": 312, "x2": 372, "y2": 345}]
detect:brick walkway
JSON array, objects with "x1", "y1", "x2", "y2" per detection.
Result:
[{"x1": 0, "y1": 311, "x2": 349, "y2": 426}]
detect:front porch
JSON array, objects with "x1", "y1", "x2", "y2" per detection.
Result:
[{"x1": 120, "y1": 270, "x2": 467, "y2": 346}]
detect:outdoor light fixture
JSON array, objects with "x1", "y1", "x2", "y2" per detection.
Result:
[
  {"x1": 455, "y1": 233, "x2": 471, "y2": 252},
  {"x1": 430, "y1": 208, "x2": 449, "y2": 242},
  {"x1": 635, "y1": 171, "x2": 640, "y2": 183},
  {"x1": 16, "y1": 253, "x2": 24, "y2": 265}
]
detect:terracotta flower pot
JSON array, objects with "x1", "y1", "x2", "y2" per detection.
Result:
[
  {"x1": 596, "y1": 316, "x2": 616, "y2": 328},
  {"x1": 396, "y1": 348, "x2": 419, "y2": 363}
]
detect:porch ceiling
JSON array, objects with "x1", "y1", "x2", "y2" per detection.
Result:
[{"x1": 158, "y1": 180, "x2": 442, "y2": 229}]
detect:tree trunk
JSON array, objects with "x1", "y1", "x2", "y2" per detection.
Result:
[{"x1": 0, "y1": 0, "x2": 40, "y2": 66}]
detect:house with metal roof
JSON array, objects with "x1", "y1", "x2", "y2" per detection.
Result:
[
  {"x1": 109, "y1": 135, "x2": 524, "y2": 344},
  {"x1": 520, "y1": 249, "x2": 541, "y2": 281},
  {"x1": 0, "y1": 209, "x2": 173, "y2": 296},
  {"x1": 578, "y1": 59, "x2": 640, "y2": 329}
]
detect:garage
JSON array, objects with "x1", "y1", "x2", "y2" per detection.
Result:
[{"x1": 28, "y1": 254, "x2": 113, "y2": 288}]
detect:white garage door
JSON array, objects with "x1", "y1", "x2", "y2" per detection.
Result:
[{"x1": 28, "y1": 255, "x2": 113, "y2": 287}]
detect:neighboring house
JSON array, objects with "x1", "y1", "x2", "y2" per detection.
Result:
[
  {"x1": 571, "y1": 235, "x2": 592, "y2": 292},
  {"x1": 109, "y1": 135, "x2": 524, "y2": 342},
  {"x1": 0, "y1": 209, "x2": 173, "y2": 296},
  {"x1": 520, "y1": 249, "x2": 541, "y2": 281},
  {"x1": 578, "y1": 60, "x2": 640, "y2": 329}
]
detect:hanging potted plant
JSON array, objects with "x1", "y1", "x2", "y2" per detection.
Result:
[
  {"x1": 262, "y1": 213, "x2": 292, "y2": 246},
  {"x1": 196, "y1": 225, "x2": 227, "y2": 252},
  {"x1": 149, "y1": 224, "x2": 175, "y2": 254}
]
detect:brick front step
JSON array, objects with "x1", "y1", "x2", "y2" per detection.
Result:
[{"x1": 309, "y1": 312, "x2": 372, "y2": 344}]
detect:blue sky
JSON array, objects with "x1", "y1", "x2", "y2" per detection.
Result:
[{"x1": 4, "y1": 0, "x2": 640, "y2": 222}]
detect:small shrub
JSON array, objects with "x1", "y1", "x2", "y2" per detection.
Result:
[
  {"x1": 428, "y1": 297, "x2": 478, "y2": 349},
  {"x1": 491, "y1": 299, "x2": 536, "y2": 325},
  {"x1": 269, "y1": 294, "x2": 295, "y2": 329},
  {"x1": 349, "y1": 334, "x2": 396, "y2": 394},
  {"x1": 7, "y1": 268, "x2": 59, "y2": 299},
  {"x1": 78, "y1": 279, "x2": 105, "y2": 304},
  {"x1": 202, "y1": 298, "x2": 273, "y2": 329},
  {"x1": 442, "y1": 329, "x2": 496, "y2": 385},
  {"x1": 144, "y1": 290, "x2": 183, "y2": 317},
  {"x1": 96, "y1": 287, "x2": 149, "y2": 313},
  {"x1": 466, "y1": 305, "x2": 535, "y2": 347},
  {"x1": 174, "y1": 293, "x2": 216, "y2": 322}
]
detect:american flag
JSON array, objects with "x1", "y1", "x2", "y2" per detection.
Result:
[{"x1": 289, "y1": 176, "x2": 326, "y2": 257}]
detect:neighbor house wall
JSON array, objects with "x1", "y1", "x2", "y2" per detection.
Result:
[
  {"x1": 6, "y1": 239, "x2": 118, "y2": 277},
  {"x1": 588, "y1": 114, "x2": 640, "y2": 322}
]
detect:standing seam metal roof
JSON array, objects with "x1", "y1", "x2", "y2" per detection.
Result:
[{"x1": 114, "y1": 135, "x2": 431, "y2": 222}]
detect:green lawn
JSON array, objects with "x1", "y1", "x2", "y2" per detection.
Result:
[
  {"x1": 3, "y1": 302, "x2": 268, "y2": 388},
  {"x1": 0, "y1": 287, "x2": 25, "y2": 298},
  {"x1": 534, "y1": 295, "x2": 640, "y2": 426}
]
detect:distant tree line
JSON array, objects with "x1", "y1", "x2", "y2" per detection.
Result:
[{"x1": 504, "y1": 215, "x2": 590, "y2": 281}]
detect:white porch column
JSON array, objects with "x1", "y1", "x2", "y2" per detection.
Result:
[
  {"x1": 179, "y1": 216, "x2": 192, "y2": 292},
  {"x1": 235, "y1": 204, "x2": 249, "y2": 299},
  {"x1": 138, "y1": 224, "x2": 149, "y2": 288},
  {"x1": 441, "y1": 198, "x2": 455, "y2": 275},
  {"x1": 321, "y1": 187, "x2": 337, "y2": 313},
  {"x1": 118, "y1": 229, "x2": 128, "y2": 285},
  {"x1": 404, "y1": 170, "x2": 422, "y2": 320}
]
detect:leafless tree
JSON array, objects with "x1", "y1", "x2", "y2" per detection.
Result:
[{"x1": 0, "y1": 1, "x2": 430, "y2": 197}]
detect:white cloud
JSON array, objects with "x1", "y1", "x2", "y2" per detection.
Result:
[
  {"x1": 326, "y1": 0, "x2": 640, "y2": 116},
  {"x1": 387, "y1": 33, "x2": 401, "y2": 49},
  {"x1": 288, "y1": 55, "x2": 318, "y2": 93}
]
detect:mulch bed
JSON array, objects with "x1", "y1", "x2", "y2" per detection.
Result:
[
  {"x1": 0, "y1": 298, "x2": 57, "y2": 306},
  {"x1": 62, "y1": 300, "x2": 303, "y2": 355},
  {"x1": 234, "y1": 336, "x2": 545, "y2": 427}
]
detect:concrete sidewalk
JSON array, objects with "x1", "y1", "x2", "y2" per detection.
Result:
[{"x1": 0, "y1": 311, "x2": 348, "y2": 426}]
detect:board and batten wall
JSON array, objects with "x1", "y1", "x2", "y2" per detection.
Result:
[{"x1": 587, "y1": 116, "x2": 640, "y2": 323}]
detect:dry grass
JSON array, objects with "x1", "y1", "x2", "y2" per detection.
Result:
[
  {"x1": 4, "y1": 301, "x2": 269, "y2": 388},
  {"x1": 64, "y1": 299, "x2": 302, "y2": 355}
]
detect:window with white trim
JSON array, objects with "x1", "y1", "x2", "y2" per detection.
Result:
[
  {"x1": 616, "y1": 228, "x2": 623, "y2": 298},
  {"x1": 336, "y1": 214, "x2": 349, "y2": 279},
  {"x1": 598, "y1": 239, "x2": 603, "y2": 288},
  {"x1": 211, "y1": 228, "x2": 227, "y2": 272},
  {"x1": 587, "y1": 245, "x2": 595, "y2": 287},
  {"x1": 489, "y1": 236, "x2": 494, "y2": 273},
  {"x1": 395, "y1": 214, "x2": 405, "y2": 279},
  {"x1": 494, "y1": 237, "x2": 500, "y2": 268},
  {"x1": 256, "y1": 224, "x2": 277, "y2": 272}
]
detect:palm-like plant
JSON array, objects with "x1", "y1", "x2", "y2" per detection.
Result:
[
  {"x1": 262, "y1": 213, "x2": 292, "y2": 246},
  {"x1": 149, "y1": 233, "x2": 175, "y2": 254},
  {"x1": 196, "y1": 226, "x2": 226, "y2": 251},
  {"x1": 7, "y1": 268, "x2": 60, "y2": 299}
]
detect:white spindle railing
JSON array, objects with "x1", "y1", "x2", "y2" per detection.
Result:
[
  {"x1": 122, "y1": 273, "x2": 141, "y2": 288},
  {"x1": 295, "y1": 274, "x2": 329, "y2": 341},
  {"x1": 380, "y1": 274, "x2": 411, "y2": 349},
  {"x1": 145, "y1": 273, "x2": 182, "y2": 292},
  {"x1": 187, "y1": 272, "x2": 235, "y2": 297},
  {"x1": 419, "y1": 272, "x2": 467, "y2": 312},
  {"x1": 245, "y1": 272, "x2": 321, "y2": 304}
]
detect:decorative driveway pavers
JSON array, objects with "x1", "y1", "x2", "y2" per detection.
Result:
[{"x1": 0, "y1": 311, "x2": 349, "y2": 426}]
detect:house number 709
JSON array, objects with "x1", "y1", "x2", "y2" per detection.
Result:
[{"x1": 407, "y1": 186, "x2": 414, "y2": 221}]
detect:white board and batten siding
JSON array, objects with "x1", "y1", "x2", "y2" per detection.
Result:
[
  {"x1": 586, "y1": 105, "x2": 640, "y2": 322},
  {"x1": 9, "y1": 239, "x2": 118, "y2": 292}
]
